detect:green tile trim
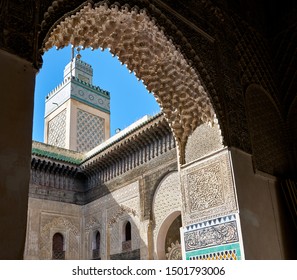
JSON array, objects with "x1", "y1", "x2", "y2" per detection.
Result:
[
  {"x1": 32, "y1": 148, "x2": 82, "y2": 165},
  {"x1": 185, "y1": 242, "x2": 242, "y2": 260},
  {"x1": 71, "y1": 95, "x2": 110, "y2": 114},
  {"x1": 71, "y1": 78, "x2": 110, "y2": 99}
]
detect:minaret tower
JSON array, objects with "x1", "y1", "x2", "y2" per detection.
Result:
[{"x1": 44, "y1": 48, "x2": 110, "y2": 152}]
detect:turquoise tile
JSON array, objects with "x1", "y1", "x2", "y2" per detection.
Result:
[{"x1": 186, "y1": 242, "x2": 241, "y2": 260}]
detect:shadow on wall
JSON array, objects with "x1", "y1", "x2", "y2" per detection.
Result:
[{"x1": 245, "y1": 84, "x2": 290, "y2": 177}]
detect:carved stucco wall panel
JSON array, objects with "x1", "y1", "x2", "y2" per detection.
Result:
[
  {"x1": 107, "y1": 199, "x2": 140, "y2": 252},
  {"x1": 181, "y1": 149, "x2": 238, "y2": 225},
  {"x1": 84, "y1": 216, "x2": 103, "y2": 259},
  {"x1": 152, "y1": 171, "x2": 182, "y2": 239},
  {"x1": 25, "y1": 198, "x2": 82, "y2": 260},
  {"x1": 39, "y1": 214, "x2": 80, "y2": 260},
  {"x1": 42, "y1": 2, "x2": 216, "y2": 163},
  {"x1": 108, "y1": 202, "x2": 140, "y2": 256},
  {"x1": 184, "y1": 217, "x2": 239, "y2": 251},
  {"x1": 83, "y1": 181, "x2": 140, "y2": 257},
  {"x1": 152, "y1": 171, "x2": 182, "y2": 259}
]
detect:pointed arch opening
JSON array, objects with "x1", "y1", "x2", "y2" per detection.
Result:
[
  {"x1": 41, "y1": 2, "x2": 217, "y2": 164},
  {"x1": 92, "y1": 230, "x2": 101, "y2": 260},
  {"x1": 156, "y1": 211, "x2": 182, "y2": 260},
  {"x1": 122, "y1": 220, "x2": 132, "y2": 251},
  {"x1": 52, "y1": 232, "x2": 65, "y2": 260}
]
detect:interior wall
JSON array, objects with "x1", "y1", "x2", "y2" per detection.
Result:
[
  {"x1": 231, "y1": 147, "x2": 296, "y2": 259},
  {"x1": 245, "y1": 84, "x2": 290, "y2": 176},
  {"x1": 0, "y1": 49, "x2": 36, "y2": 259}
]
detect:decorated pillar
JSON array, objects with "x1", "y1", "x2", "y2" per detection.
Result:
[{"x1": 176, "y1": 121, "x2": 245, "y2": 259}]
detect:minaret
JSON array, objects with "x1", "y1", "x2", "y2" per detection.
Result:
[{"x1": 44, "y1": 49, "x2": 110, "y2": 152}]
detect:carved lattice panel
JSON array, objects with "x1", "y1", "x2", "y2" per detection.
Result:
[
  {"x1": 48, "y1": 109, "x2": 67, "y2": 148},
  {"x1": 76, "y1": 109, "x2": 105, "y2": 152}
]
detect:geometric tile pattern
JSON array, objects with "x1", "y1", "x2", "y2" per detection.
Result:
[
  {"x1": 187, "y1": 243, "x2": 242, "y2": 260},
  {"x1": 48, "y1": 109, "x2": 67, "y2": 148},
  {"x1": 192, "y1": 250, "x2": 237, "y2": 260},
  {"x1": 76, "y1": 109, "x2": 105, "y2": 152}
]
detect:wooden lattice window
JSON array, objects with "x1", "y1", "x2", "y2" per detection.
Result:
[
  {"x1": 52, "y1": 232, "x2": 65, "y2": 260},
  {"x1": 92, "y1": 231, "x2": 101, "y2": 260},
  {"x1": 122, "y1": 221, "x2": 131, "y2": 251},
  {"x1": 125, "y1": 221, "x2": 131, "y2": 241}
]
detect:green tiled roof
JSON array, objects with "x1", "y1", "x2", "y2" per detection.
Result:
[
  {"x1": 32, "y1": 141, "x2": 84, "y2": 165},
  {"x1": 31, "y1": 113, "x2": 164, "y2": 165}
]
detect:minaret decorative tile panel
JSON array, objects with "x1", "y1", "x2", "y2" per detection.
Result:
[
  {"x1": 47, "y1": 109, "x2": 67, "y2": 148},
  {"x1": 44, "y1": 53, "x2": 110, "y2": 151},
  {"x1": 76, "y1": 109, "x2": 105, "y2": 152}
]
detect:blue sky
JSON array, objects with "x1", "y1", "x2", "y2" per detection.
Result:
[{"x1": 33, "y1": 46, "x2": 161, "y2": 142}]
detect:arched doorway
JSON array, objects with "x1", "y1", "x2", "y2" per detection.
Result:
[
  {"x1": 156, "y1": 211, "x2": 182, "y2": 260},
  {"x1": 92, "y1": 231, "x2": 101, "y2": 260},
  {"x1": 52, "y1": 232, "x2": 65, "y2": 260},
  {"x1": 41, "y1": 2, "x2": 216, "y2": 164}
]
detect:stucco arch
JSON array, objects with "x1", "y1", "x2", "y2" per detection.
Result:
[
  {"x1": 151, "y1": 171, "x2": 181, "y2": 259},
  {"x1": 40, "y1": 1, "x2": 218, "y2": 164},
  {"x1": 156, "y1": 211, "x2": 181, "y2": 260}
]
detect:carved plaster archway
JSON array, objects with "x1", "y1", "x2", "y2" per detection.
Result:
[
  {"x1": 42, "y1": 2, "x2": 217, "y2": 164},
  {"x1": 39, "y1": 216, "x2": 79, "y2": 259},
  {"x1": 156, "y1": 211, "x2": 181, "y2": 260}
]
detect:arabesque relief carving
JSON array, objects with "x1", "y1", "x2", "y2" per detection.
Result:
[
  {"x1": 182, "y1": 150, "x2": 237, "y2": 224},
  {"x1": 43, "y1": 2, "x2": 215, "y2": 163}
]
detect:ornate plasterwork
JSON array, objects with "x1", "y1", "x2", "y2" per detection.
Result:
[
  {"x1": 108, "y1": 204, "x2": 137, "y2": 226},
  {"x1": 102, "y1": 181, "x2": 140, "y2": 255},
  {"x1": 183, "y1": 214, "x2": 244, "y2": 260},
  {"x1": 184, "y1": 216, "x2": 239, "y2": 251},
  {"x1": 39, "y1": 216, "x2": 80, "y2": 259},
  {"x1": 84, "y1": 216, "x2": 103, "y2": 259},
  {"x1": 85, "y1": 216, "x2": 101, "y2": 232},
  {"x1": 187, "y1": 163, "x2": 224, "y2": 212},
  {"x1": 108, "y1": 204, "x2": 140, "y2": 255},
  {"x1": 76, "y1": 109, "x2": 105, "y2": 152},
  {"x1": 152, "y1": 171, "x2": 181, "y2": 239},
  {"x1": 182, "y1": 150, "x2": 237, "y2": 225},
  {"x1": 47, "y1": 109, "x2": 67, "y2": 148},
  {"x1": 185, "y1": 122, "x2": 223, "y2": 163},
  {"x1": 43, "y1": 2, "x2": 215, "y2": 163},
  {"x1": 166, "y1": 240, "x2": 182, "y2": 260}
]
